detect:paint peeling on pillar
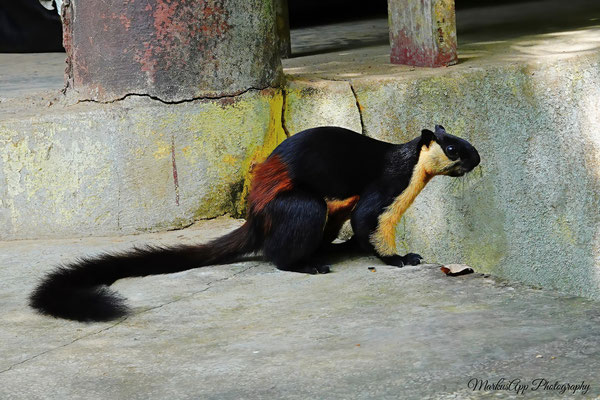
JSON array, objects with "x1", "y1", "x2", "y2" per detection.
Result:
[
  {"x1": 388, "y1": 0, "x2": 457, "y2": 67},
  {"x1": 63, "y1": 0, "x2": 282, "y2": 102}
]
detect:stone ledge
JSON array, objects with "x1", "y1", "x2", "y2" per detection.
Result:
[{"x1": 0, "y1": 89, "x2": 286, "y2": 240}]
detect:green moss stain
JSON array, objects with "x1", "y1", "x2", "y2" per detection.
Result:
[
  {"x1": 234, "y1": 89, "x2": 287, "y2": 216},
  {"x1": 169, "y1": 88, "x2": 287, "y2": 219},
  {"x1": 554, "y1": 214, "x2": 577, "y2": 246}
]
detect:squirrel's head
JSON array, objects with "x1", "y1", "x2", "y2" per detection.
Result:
[{"x1": 418, "y1": 125, "x2": 480, "y2": 177}]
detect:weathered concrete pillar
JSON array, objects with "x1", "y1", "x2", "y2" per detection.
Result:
[
  {"x1": 275, "y1": 0, "x2": 291, "y2": 58},
  {"x1": 61, "y1": 0, "x2": 283, "y2": 102},
  {"x1": 387, "y1": 0, "x2": 457, "y2": 67}
]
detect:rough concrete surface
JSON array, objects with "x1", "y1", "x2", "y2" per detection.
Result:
[
  {"x1": 0, "y1": 53, "x2": 65, "y2": 100},
  {"x1": 283, "y1": 78, "x2": 362, "y2": 135},
  {"x1": 0, "y1": 89, "x2": 286, "y2": 240},
  {"x1": 1, "y1": 218, "x2": 600, "y2": 399}
]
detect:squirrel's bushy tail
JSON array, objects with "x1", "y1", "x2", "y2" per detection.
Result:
[{"x1": 29, "y1": 222, "x2": 257, "y2": 322}]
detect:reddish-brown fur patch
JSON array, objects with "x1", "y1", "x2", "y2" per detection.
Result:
[
  {"x1": 323, "y1": 195, "x2": 360, "y2": 243},
  {"x1": 326, "y1": 196, "x2": 360, "y2": 217},
  {"x1": 247, "y1": 155, "x2": 293, "y2": 215}
]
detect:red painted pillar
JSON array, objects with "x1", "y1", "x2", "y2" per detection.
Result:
[
  {"x1": 387, "y1": 0, "x2": 457, "y2": 67},
  {"x1": 61, "y1": 0, "x2": 282, "y2": 102}
]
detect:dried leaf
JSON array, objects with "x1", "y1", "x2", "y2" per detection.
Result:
[{"x1": 440, "y1": 264, "x2": 474, "y2": 276}]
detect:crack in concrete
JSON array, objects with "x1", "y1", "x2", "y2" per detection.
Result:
[
  {"x1": 281, "y1": 87, "x2": 291, "y2": 137},
  {"x1": 349, "y1": 82, "x2": 366, "y2": 135},
  {"x1": 133, "y1": 263, "x2": 260, "y2": 316},
  {"x1": 75, "y1": 86, "x2": 272, "y2": 105},
  {"x1": 0, "y1": 318, "x2": 126, "y2": 375},
  {"x1": 288, "y1": 76, "x2": 367, "y2": 136},
  {"x1": 116, "y1": 159, "x2": 122, "y2": 231},
  {"x1": 171, "y1": 134, "x2": 180, "y2": 206},
  {"x1": 0, "y1": 264, "x2": 258, "y2": 375}
]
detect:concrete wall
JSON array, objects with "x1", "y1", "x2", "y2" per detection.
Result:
[
  {"x1": 349, "y1": 58, "x2": 600, "y2": 300},
  {"x1": 0, "y1": 89, "x2": 286, "y2": 239},
  {"x1": 275, "y1": 38, "x2": 600, "y2": 299}
]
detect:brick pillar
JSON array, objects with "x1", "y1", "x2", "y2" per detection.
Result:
[
  {"x1": 387, "y1": 0, "x2": 457, "y2": 67},
  {"x1": 61, "y1": 0, "x2": 283, "y2": 102}
]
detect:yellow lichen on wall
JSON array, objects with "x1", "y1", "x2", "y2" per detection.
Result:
[
  {"x1": 124, "y1": 88, "x2": 288, "y2": 220},
  {"x1": 234, "y1": 89, "x2": 287, "y2": 216},
  {"x1": 182, "y1": 90, "x2": 284, "y2": 218}
]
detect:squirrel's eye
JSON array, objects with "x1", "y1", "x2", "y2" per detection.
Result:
[{"x1": 446, "y1": 145, "x2": 458, "y2": 159}]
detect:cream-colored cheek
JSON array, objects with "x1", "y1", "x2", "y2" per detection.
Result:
[{"x1": 422, "y1": 142, "x2": 457, "y2": 176}]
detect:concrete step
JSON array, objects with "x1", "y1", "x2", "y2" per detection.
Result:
[{"x1": 1, "y1": 217, "x2": 599, "y2": 399}]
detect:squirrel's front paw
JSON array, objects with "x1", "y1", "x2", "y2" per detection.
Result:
[
  {"x1": 402, "y1": 253, "x2": 423, "y2": 266},
  {"x1": 378, "y1": 253, "x2": 423, "y2": 267},
  {"x1": 378, "y1": 255, "x2": 405, "y2": 267}
]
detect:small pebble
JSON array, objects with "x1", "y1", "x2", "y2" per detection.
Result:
[{"x1": 536, "y1": 354, "x2": 543, "y2": 358}]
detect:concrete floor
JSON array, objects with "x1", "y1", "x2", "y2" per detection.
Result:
[{"x1": 1, "y1": 218, "x2": 600, "y2": 399}]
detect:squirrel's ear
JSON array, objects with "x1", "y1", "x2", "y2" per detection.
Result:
[
  {"x1": 421, "y1": 129, "x2": 435, "y2": 146},
  {"x1": 435, "y1": 125, "x2": 446, "y2": 134}
]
